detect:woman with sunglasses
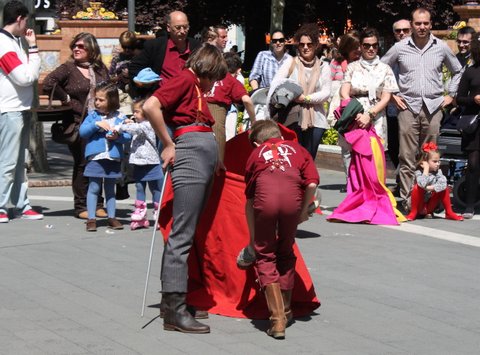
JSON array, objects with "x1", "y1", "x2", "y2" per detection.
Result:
[
  {"x1": 328, "y1": 28, "x2": 404, "y2": 225},
  {"x1": 43, "y1": 32, "x2": 109, "y2": 219},
  {"x1": 269, "y1": 23, "x2": 331, "y2": 159},
  {"x1": 340, "y1": 27, "x2": 397, "y2": 148}
]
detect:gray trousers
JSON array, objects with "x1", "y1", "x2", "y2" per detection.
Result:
[
  {"x1": 398, "y1": 106, "x2": 442, "y2": 202},
  {"x1": 161, "y1": 131, "x2": 218, "y2": 293}
]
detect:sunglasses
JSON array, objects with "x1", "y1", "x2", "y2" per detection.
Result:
[
  {"x1": 298, "y1": 42, "x2": 313, "y2": 49},
  {"x1": 271, "y1": 38, "x2": 286, "y2": 44},
  {"x1": 72, "y1": 43, "x2": 86, "y2": 50},
  {"x1": 362, "y1": 43, "x2": 379, "y2": 50},
  {"x1": 456, "y1": 39, "x2": 471, "y2": 45},
  {"x1": 394, "y1": 28, "x2": 411, "y2": 34},
  {"x1": 170, "y1": 24, "x2": 189, "y2": 31}
]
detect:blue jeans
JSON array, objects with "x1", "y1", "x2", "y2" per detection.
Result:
[
  {"x1": 0, "y1": 111, "x2": 31, "y2": 213},
  {"x1": 287, "y1": 123, "x2": 326, "y2": 160}
]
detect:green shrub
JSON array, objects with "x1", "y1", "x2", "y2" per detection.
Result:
[{"x1": 321, "y1": 127, "x2": 339, "y2": 145}]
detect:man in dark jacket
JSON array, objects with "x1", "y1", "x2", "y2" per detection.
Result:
[{"x1": 128, "y1": 11, "x2": 200, "y2": 98}]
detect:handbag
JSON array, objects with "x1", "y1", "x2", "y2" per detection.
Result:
[
  {"x1": 51, "y1": 121, "x2": 79, "y2": 145},
  {"x1": 456, "y1": 113, "x2": 479, "y2": 135},
  {"x1": 45, "y1": 83, "x2": 87, "y2": 145}
]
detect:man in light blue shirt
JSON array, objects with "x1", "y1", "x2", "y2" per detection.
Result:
[
  {"x1": 249, "y1": 30, "x2": 291, "y2": 90},
  {"x1": 382, "y1": 8, "x2": 462, "y2": 211}
]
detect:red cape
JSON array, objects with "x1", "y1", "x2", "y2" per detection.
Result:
[{"x1": 159, "y1": 125, "x2": 320, "y2": 319}]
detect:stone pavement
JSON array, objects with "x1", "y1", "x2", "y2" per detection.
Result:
[{"x1": 0, "y1": 126, "x2": 478, "y2": 354}]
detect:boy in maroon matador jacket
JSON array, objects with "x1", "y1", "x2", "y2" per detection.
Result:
[{"x1": 244, "y1": 120, "x2": 319, "y2": 339}]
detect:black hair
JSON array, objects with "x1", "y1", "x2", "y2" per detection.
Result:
[
  {"x1": 458, "y1": 26, "x2": 476, "y2": 37},
  {"x1": 360, "y1": 28, "x2": 380, "y2": 43},
  {"x1": 95, "y1": 82, "x2": 120, "y2": 112},
  {"x1": 470, "y1": 34, "x2": 480, "y2": 67},
  {"x1": 2, "y1": 0, "x2": 29, "y2": 26},
  {"x1": 270, "y1": 29, "x2": 284, "y2": 38},
  {"x1": 223, "y1": 52, "x2": 242, "y2": 74}
]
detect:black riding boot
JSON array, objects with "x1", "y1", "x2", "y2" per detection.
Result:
[{"x1": 163, "y1": 292, "x2": 210, "y2": 333}]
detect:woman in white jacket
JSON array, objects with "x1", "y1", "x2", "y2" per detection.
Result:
[{"x1": 268, "y1": 23, "x2": 332, "y2": 159}]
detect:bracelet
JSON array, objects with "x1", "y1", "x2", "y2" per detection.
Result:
[
  {"x1": 28, "y1": 45, "x2": 38, "y2": 49},
  {"x1": 367, "y1": 110, "x2": 376, "y2": 120},
  {"x1": 304, "y1": 95, "x2": 311, "y2": 104}
]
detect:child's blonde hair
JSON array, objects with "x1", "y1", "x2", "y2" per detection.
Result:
[{"x1": 416, "y1": 142, "x2": 440, "y2": 169}]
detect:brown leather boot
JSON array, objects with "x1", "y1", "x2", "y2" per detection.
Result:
[
  {"x1": 86, "y1": 219, "x2": 97, "y2": 232},
  {"x1": 163, "y1": 293, "x2": 210, "y2": 333},
  {"x1": 265, "y1": 283, "x2": 286, "y2": 339},
  {"x1": 159, "y1": 295, "x2": 209, "y2": 319},
  {"x1": 107, "y1": 218, "x2": 124, "y2": 230},
  {"x1": 282, "y1": 289, "x2": 293, "y2": 324}
]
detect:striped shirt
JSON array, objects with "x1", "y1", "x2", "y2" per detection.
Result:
[
  {"x1": 381, "y1": 35, "x2": 462, "y2": 115},
  {"x1": 249, "y1": 50, "x2": 291, "y2": 88}
]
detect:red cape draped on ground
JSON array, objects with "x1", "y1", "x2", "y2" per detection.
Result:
[{"x1": 159, "y1": 126, "x2": 320, "y2": 319}]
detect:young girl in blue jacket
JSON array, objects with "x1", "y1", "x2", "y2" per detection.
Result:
[{"x1": 79, "y1": 82, "x2": 131, "y2": 231}]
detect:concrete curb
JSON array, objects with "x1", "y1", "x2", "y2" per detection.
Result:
[{"x1": 29, "y1": 179, "x2": 71, "y2": 188}]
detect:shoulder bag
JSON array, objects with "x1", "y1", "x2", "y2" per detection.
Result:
[{"x1": 456, "y1": 113, "x2": 479, "y2": 135}]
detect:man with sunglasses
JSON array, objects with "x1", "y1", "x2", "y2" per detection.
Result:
[
  {"x1": 386, "y1": 19, "x2": 411, "y2": 182},
  {"x1": 0, "y1": 0, "x2": 43, "y2": 223},
  {"x1": 249, "y1": 30, "x2": 291, "y2": 91},
  {"x1": 382, "y1": 8, "x2": 462, "y2": 213},
  {"x1": 129, "y1": 11, "x2": 200, "y2": 97},
  {"x1": 456, "y1": 26, "x2": 475, "y2": 68}
]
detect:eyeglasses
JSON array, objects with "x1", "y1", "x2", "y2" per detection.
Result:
[
  {"x1": 72, "y1": 43, "x2": 86, "y2": 50},
  {"x1": 362, "y1": 43, "x2": 379, "y2": 50},
  {"x1": 456, "y1": 39, "x2": 471, "y2": 45},
  {"x1": 394, "y1": 28, "x2": 411, "y2": 34},
  {"x1": 271, "y1": 38, "x2": 286, "y2": 44},
  {"x1": 122, "y1": 46, "x2": 133, "y2": 50},
  {"x1": 298, "y1": 42, "x2": 313, "y2": 49},
  {"x1": 170, "y1": 24, "x2": 189, "y2": 32}
]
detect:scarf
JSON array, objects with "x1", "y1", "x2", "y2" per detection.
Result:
[
  {"x1": 76, "y1": 61, "x2": 97, "y2": 112},
  {"x1": 358, "y1": 56, "x2": 380, "y2": 101},
  {"x1": 296, "y1": 56, "x2": 322, "y2": 130}
]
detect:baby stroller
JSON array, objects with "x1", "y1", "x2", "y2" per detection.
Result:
[{"x1": 438, "y1": 111, "x2": 480, "y2": 209}]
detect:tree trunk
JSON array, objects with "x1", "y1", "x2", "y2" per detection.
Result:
[
  {"x1": 23, "y1": 0, "x2": 49, "y2": 172},
  {"x1": 270, "y1": 0, "x2": 285, "y2": 33}
]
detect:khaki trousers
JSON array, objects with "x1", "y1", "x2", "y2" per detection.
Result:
[
  {"x1": 208, "y1": 102, "x2": 228, "y2": 163},
  {"x1": 397, "y1": 106, "x2": 443, "y2": 201}
]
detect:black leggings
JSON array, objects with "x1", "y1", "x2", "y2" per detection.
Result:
[{"x1": 465, "y1": 150, "x2": 480, "y2": 212}]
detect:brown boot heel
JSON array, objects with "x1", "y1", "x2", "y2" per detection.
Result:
[{"x1": 86, "y1": 219, "x2": 97, "y2": 232}]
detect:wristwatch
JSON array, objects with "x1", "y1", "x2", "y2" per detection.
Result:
[{"x1": 367, "y1": 109, "x2": 376, "y2": 120}]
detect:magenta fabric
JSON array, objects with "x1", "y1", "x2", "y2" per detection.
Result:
[{"x1": 328, "y1": 126, "x2": 400, "y2": 225}]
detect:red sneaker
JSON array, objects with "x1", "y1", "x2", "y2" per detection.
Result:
[
  {"x1": 21, "y1": 209, "x2": 44, "y2": 220},
  {"x1": 0, "y1": 212, "x2": 8, "y2": 223}
]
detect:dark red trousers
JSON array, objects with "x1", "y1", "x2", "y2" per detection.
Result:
[{"x1": 252, "y1": 168, "x2": 302, "y2": 290}]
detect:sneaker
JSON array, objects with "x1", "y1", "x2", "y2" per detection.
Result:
[
  {"x1": 462, "y1": 211, "x2": 475, "y2": 220},
  {"x1": 236, "y1": 245, "x2": 256, "y2": 269},
  {"x1": 21, "y1": 209, "x2": 44, "y2": 220},
  {"x1": 0, "y1": 212, "x2": 8, "y2": 223}
]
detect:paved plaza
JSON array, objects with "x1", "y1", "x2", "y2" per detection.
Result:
[{"x1": 1, "y1": 128, "x2": 479, "y2": 354}]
